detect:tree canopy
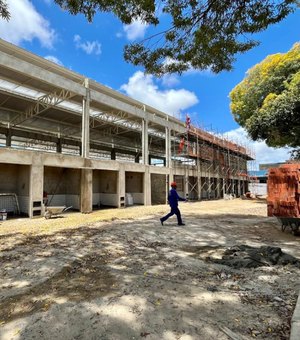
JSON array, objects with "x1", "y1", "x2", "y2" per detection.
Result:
[
  {"x1": 1, "y1": 0, "x2": 299, "y2": 75},
  {"x1": 230, "y1": 43, "x2": 300, "y2": 158},
  {"x1": 0, "y1": 0, "x2": 9, "y2": 20}
]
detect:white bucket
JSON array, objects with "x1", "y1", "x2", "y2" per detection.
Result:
[{"x1": 0, "y1": 212, "x2": 7, "y2": 220}]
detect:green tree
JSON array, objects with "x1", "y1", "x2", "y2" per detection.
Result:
[
  {"x1": 55, "y1": 0, "x2": 299, "y2": 75},
  {"x1": 2, "y1": 0, "x2": 298, "y2": 75},
  {"x1": 0, "y1": 0, "x2": 10, "y2": 20},
  {"x1": 230, "y1": 43, "x2": 300, "y2": 158}
]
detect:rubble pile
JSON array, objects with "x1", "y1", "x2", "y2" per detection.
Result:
[{"x1": 210, "y1": 244, "x2": 300, "y2": 269}]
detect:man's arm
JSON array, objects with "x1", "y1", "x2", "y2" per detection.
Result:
[{"x1": 176, "y1": 191, "x2": 187, "y2": 201}]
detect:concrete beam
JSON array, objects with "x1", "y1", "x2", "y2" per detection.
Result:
[
  {"x1": 0, "y1": 51, "x2": 86, "y2": 96},
  {"x1": 90, "y1": 90, "x2": 186, "y2": 132},
  {"x1": 0, "y1": 48, "x2": 187, "y2": 134}
]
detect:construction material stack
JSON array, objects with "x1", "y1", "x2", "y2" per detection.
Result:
[{"x1": 267, "y1": 164, "x2": 300, "y2": 218}]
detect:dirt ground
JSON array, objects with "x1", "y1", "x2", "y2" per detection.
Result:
[{"x1": 0, "y1": 199, "x2": 300, "y2": 340}]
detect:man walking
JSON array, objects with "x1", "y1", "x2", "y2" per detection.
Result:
[{"x1": 160, "y1": 181, "x2": 187, "y2": 226}]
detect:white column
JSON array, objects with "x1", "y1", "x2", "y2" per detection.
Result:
[
  {"x1": 197, "y1": 146, "x2": 201, "y2": 200},
  {"x1": 165, "y1": 127, "x2": 171, "y2": 168},
  {"x1": 197, "y1": 175, "x2": 202, "y2": 200},
  {"x1": 80, "y1": 168, "x2": 92, "y2": 213},
  {"x1": 142, "y1": 118, "x2": 149, "y2": 165},
  {"x1": 217, "y1": 177, "x2": 221, "y2": 198},
  {"x1": 82, "y1": 78, "x2": 90, "y2": 158},
  {"x1": 29, "y1": 155, "x2": 44, "y2": 218},
  {"x1": 118, "y1": 164, "x2": 126, "y2": 207},
  {"x1": 143, "y1": 167, "x2": 151, "y2": 205},
  {"x1": 184, "y1": 167, "x2": 189, "y2": 199}
]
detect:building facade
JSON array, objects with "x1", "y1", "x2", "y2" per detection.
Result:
[{"x1": 0, "y1": 39, "x2": 252, "y2": 218}]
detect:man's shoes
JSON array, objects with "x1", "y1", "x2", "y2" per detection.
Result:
[
  {"x1": 160, "y1": 218, "x2": 164, "y2": 226},
  {"x1": 178, "y1": 223, "x2": 185, "y2": 226}
]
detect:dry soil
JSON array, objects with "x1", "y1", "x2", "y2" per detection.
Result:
[{"x1": 0, "y1": 199, "x2": 300, "y2": 340}]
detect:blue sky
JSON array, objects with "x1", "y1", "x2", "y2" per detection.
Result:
[{"x1": 0, "y1": 0, "x2": 299, "y2": 167}]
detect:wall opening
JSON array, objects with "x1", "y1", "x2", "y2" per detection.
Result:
[
  {"x1": 0, "y1": 163, "x2": 30, "y2": 217},
  {"x1": 44, "y1": 166, "x2": 80, "y2": 211},
  {"x1": 174, "y1": 175, "x2": 184, "y2": 197},
  {"x1": 151, "y1": 174, "x2": 166, "y2": 205},
  {"x1": 125, "y1": 171, "x2": 144, "y2": 206},
  {"x1": 188, "y1": 176, "x2": 198, "y2": 200},
  {"x1": 93, "y1": 170, "x2": 118, "y2": 209}
]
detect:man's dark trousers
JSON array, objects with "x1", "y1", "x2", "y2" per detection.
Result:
[{"x1": 161, "y1": 206, "x2": 183, "y2": 225}]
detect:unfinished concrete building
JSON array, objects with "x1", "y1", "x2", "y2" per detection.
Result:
[{"x1": 0, "y1": 39, "x2": 253, "y2": 218}]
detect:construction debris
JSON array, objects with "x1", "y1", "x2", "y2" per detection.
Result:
[{"x1": 209, "y1": 245, "x2": 300, "y2": 269}]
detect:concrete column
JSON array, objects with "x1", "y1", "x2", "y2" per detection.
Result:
[
  {"x1": 233, "y1": 178, "x2": 237, "y2": 196},
  {"x1": 217, "y1": 177, "x2": 222, "y2": 198},
  {"x1": 111, "y1": 149, "x2": 116, "y2": 160},
  {"x1": 237, "y1": 179, "x2": 241, "y2": 197},
  {"x1": 197, "y1": 156, "x2": 201, "y2": 200},
  {"x1": 237, "y1": 157, "x2": 241, "y2": 197},
  {"x1": 143, "y1": 167, "x2": 151, "y2": 205},
  {"x1": 197, "y1": 175, "x2": 202, "y2": 200},
  {"x1": 244, "y1": 180, "x2": 248, "y2": 195},
  {"x1": 142, "y1": 119, "x2": 149, "y2": 165},
  {"x1": 6, "y1": 129, "x2": 11, "y2": 147},
  {"x1": 184, "y1": 175, "x2": 189, "y2": 199},
  {"x1": 56, "y1": 138, "x2": 62, "y2": 153},
  {"x1": 165, "y1": 127, "x2": 171, "y2": 168},
  {"x1": 165, "y1": 174, "x2": 169, "y2": 204},
  {"x1": 29, "y1": 156, "x2": 44, "y2": 218},
  {"x1": 80, "y1": 168, "x2": 92, "y2": 213},
  {"x1": 118, "y1": 165, "x2": 125, "y2": 207},
  {"x1": 223, "y1": 178, "x2": 227, "y2": 197},
  {"x1": 166, "y1": 170, "x2": 174, "y2": 203},
  {"x1": 135, "y1": 153, "x2": 140, "y2": 163},
  {"x1": 82, "y1": 78, "x2": 90, "y2": 158},
  {"x1": 208, "y1": 174, "x2": 212, "y2": 199}
]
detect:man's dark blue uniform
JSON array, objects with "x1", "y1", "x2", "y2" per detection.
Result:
[{"x1": 160, "y1": 182, "x2": 186, "y2": 226}]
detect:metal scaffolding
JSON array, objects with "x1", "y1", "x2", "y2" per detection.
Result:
[{"x1": 169, "y1": 118, "x2": 252, "y2": 200}]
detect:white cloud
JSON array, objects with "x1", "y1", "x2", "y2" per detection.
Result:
[
  {"x1": 123, "y1": 19, "x2": 148, "y2": 41},
  {"x1": 0, "y1": 0, "x2": 55, "y2": 48},
  {"x1": 225, "y1": 127, "x2": 292, "y2": 169},
  {"x1": 44, "y1": 55, "x2": 63, "y2": 66},
  {"x1": 120, "y1": 71, "x2": 198, "y2": 116},
  {"x1": 74, "y1": 35, "x2": 101, "y2": 55},
  {"x1": 161, "y1": 74, "x2": 180, "y2": 87}
]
